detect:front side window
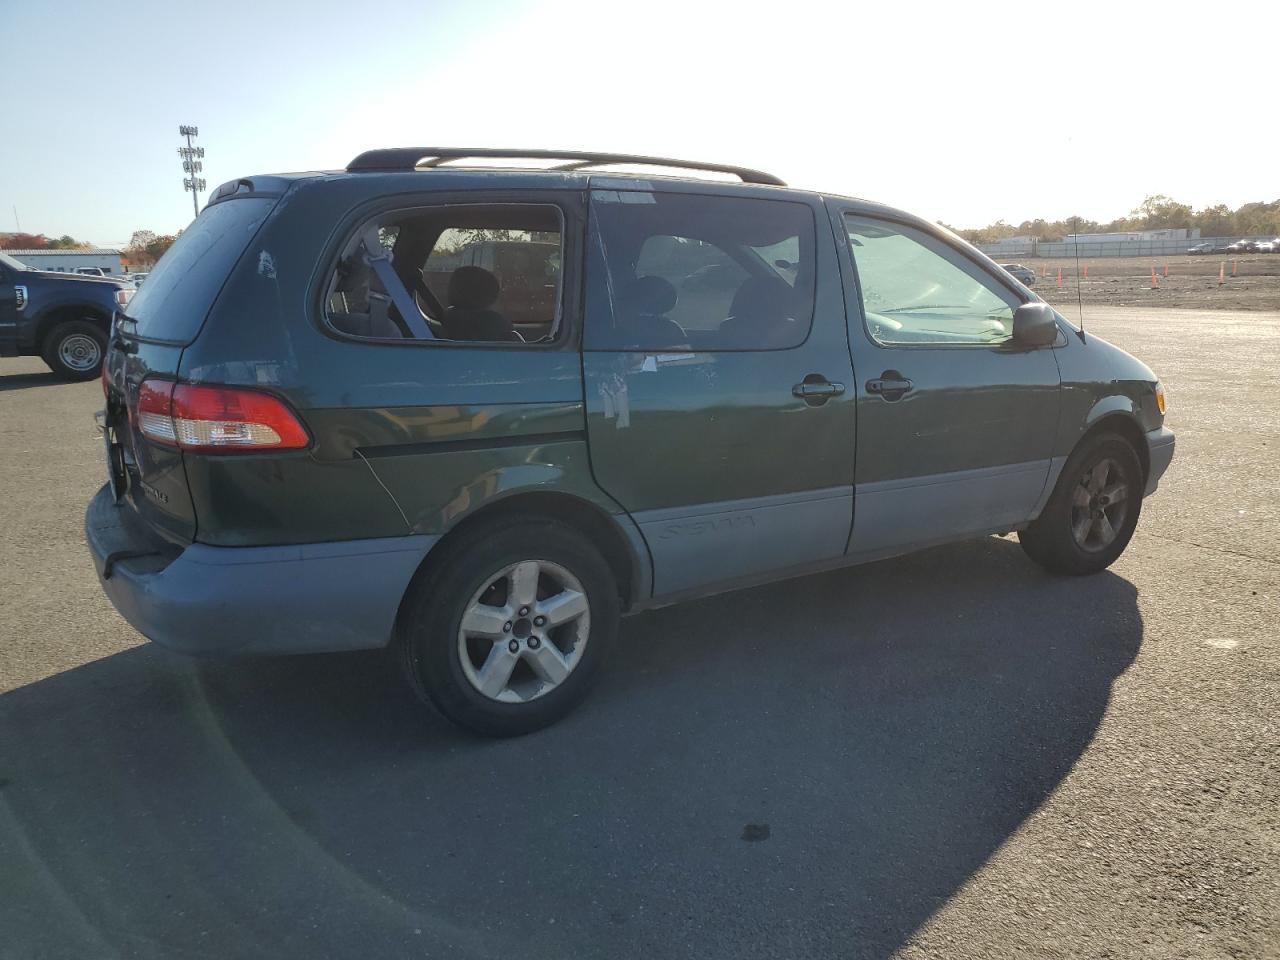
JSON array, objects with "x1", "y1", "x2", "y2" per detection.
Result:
[
  {"x1": 845, "y1": 215, "x2": 1017, "y2": 346},
  {"x1": 587, "y1": 192, "x2": 816, "y2": 351},
  {"x1": 325, "y1": 204, "x2": 563, "y2": 345}
]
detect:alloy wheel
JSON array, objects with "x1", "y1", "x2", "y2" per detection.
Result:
[
  {"x1": 1070, "y1": 457, "x2": 1130, "y2": 552},
  {"x1": 457, "y1": 559, "x2": 591, "y2": 703}
]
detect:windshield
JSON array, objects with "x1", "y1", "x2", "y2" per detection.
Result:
[{"x1": 0, "y1": 252, "x2": 28, "y2": 272}]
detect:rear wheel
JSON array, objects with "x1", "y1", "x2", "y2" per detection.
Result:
[
  {"x1": 43, "y1": 320, "x2": 106, "y2": 381},
  {"x1": 398, "y1": 518, "x2": 619, "y2": 737},
  {"x1": 1019, "y1": 433, "x2": 1144, "y2": 576}
]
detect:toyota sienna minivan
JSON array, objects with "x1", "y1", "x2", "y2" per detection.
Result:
[{"x1": 88, "y1": 148, "x2": 1174, "y2": 736}]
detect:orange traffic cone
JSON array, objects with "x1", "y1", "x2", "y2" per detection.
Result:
[
  {"x1": 1083, "y1": 265, "x2": 1089, "y2": 279},
  {"x1": 1151, "y1": 267, "x2": 1159, "y2": 289},
  {"x1": 1163, "y1": 263, "x2": 1169, "y2": 278},
  {"x1": 1056, "y1": 267, "x2": 1063, "y2": 290},
  {"x1": 1232, "y1": 260, "x2": 1238, "y2": 277},
  {"x1": 1219, "y1": 262, "x2": 1226, "y2": 286}
]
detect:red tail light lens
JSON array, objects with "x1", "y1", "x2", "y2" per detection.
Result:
[
  {"x1": 136, "y1": 379, "x2": 177, "y2": 444},
  {"x1": 135, "y1": 380, "x2": 309, "y2": 452}
]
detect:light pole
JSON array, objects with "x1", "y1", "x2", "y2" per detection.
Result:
[{"x1": 178, "y1": 125, "x2": 206, "y2": 219}]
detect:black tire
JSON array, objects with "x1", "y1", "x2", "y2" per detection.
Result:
[
  {"x1": 42, "y1": 320, "x2": 107, "y2": 381},
  {"x1": 1019, "y1": 432, "x2": 1144, "y2": 576},
  {"x1": 397, "y1": 517, "x2": 619, "y2": 737}
]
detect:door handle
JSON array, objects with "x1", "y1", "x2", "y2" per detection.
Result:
[
  {"x1": 792, "y1": 376, "x2": 846, "y2": 405},
  {"x1": 866, "y1": 371, "x2": 913, "y2": 401}
]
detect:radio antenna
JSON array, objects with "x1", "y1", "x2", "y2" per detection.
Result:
[{"x1": 1072, "y1": 215, "x2": 1086, "y2": 342}]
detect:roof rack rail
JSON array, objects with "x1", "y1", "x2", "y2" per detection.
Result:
[{"x1": 344, "y1": 148, "x2": 786, "y2": 186}]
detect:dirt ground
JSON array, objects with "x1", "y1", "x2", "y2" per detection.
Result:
[{"x1": 1011, "y1": 255, "x2": 1280, "y2": 312}]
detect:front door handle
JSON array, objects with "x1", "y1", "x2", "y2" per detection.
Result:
[
  {"x1": 866, "y1": 371, "x2": 913, "y2": 401},
  {"x1": 793, "y1": 376, "x2": 846, "y2": 405}
]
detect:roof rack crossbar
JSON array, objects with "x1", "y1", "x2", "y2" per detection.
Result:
[{"x1": 345, "y1": 148, "x2": 785, "y2": 186}]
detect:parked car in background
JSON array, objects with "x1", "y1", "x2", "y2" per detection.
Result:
[
  {"x1": 1227, "y1": 239, "x2": 1257, "y2": 254},
  {"x1": 999, "y1": 262, "x2": 1036, "y2": 285},
  {"x1": 87, "y1": 147, "x2": 1175, "y2": 737},
  {"x1": 0, "y1": 251, "x2": 134, "y2": 379},
  {"x1": 1254, "y1": 240, "x2": 1278, "y2": 254},
  {"x1": 75, "y1": 266, "x2": 111, "y2": 277},
  {"x1": 131, "y1": 272, "x2": 149, "y2": 286},
  {"x1": 1186, "y1": 241, "x2": 1213, "y2": 255}
]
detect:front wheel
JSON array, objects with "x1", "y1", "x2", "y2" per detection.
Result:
[
  {"x1": 398, "y1": 518, "x2": 619, "y2": 737},
  {"x1": 1019, "y1": 433, "x2": 1144, "y2": 576},
  {"x1": 43, "y1": 320, "x2": 107, "y2": 381}
]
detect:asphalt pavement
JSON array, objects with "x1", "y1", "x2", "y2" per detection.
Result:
[{"x1": 1, "y1": 306, "x2": 1276, "y2": 959}]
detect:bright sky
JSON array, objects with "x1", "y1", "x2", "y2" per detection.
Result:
[{"x1": 4, "y1": 0, "x2": 1276, "y2": 246}]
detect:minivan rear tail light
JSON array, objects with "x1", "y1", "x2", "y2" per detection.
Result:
[
  {"x1": 137, "y1": 380, "x2": 178, "y2": 444},
  {"x1": 136, "y1": 381, "x2": 309, "y2": 452}
]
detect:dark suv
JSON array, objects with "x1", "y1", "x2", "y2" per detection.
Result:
[
  {"x1": 0, "y1": 252, "x2": 134, "y2": 380},
  {"x1": 87, "y1": 148, "x2": 1175, "y2": 736}
]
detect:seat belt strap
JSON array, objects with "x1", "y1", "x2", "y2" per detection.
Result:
[{"x1": 360, "y1": 229, "x2": 434, "y2": 340}]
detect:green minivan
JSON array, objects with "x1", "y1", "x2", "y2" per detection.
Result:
[{"x1": 88, "y1": 149, "x2": 1174, "y2": 736}]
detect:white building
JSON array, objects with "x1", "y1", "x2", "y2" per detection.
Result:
[
  {"x1": 980, "y1": 235, "x2": 1038, "y2": 257},
  {"x1": 1062, "y1": 228, "x2": 1199, "y2": 244},
  {"x1": 4, "y1": 248, "x2": 126, "y2": 275}
]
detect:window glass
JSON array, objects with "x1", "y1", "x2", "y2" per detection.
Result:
[
  {"x1": 587, "y1": 192, "x2": 816, "y2": 351},
  {"x1": 324, "y1": 204, "x2": 562, "y2": 344},
  {"x1": 124, "y1": 197, "x2": 276, "y2": 344},
  {"x1": 844, "y1": 215, "x2": 1016, "y2": 346},
  {"x1": 424, "y1": 230, "x2": 561, "y2": 334}
]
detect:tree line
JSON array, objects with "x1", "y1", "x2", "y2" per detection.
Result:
[
  {"x1": 949, "y1": 196, "x2": 1280, "y2": 245},
  {"x1": 0, "y1": 232, "x2": 92, "y2": 250},
  {"x1": 123, "y1": 230, "x2": 180, "y2": 267},
  {"x1": 1, "y1": 229, "x2": 181, "y2": 267}
]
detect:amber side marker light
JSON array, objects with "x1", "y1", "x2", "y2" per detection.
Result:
[{"x1": 1155, "y1": 383, "x2": 1167, "y2": 416}]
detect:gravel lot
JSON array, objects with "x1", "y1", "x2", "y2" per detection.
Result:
[
  {"x1": 1031, "y1": 255, "x2": 1280, "y2": 312},
  {"x1": 1, "y1": 306, "x2": 1277, "y2": 960}
]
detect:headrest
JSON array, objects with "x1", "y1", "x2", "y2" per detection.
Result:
[
  {"x1": 448, "y1": 266, "x2": 500, "y2": 309},
  {"x1": 620, "y1": 275, "x2": 677, "y2": 316},
  {"x1": 729, "y1": 275, "x2": 794, "y2": 320}
]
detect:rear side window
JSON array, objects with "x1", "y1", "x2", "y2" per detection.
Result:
[
  {"x1": 324, "y1": 204, "x2": 563, "y2": 345},
  {"x1": 586, "y1": 192, "x2": 816, "y2": 351},
  {"x1": 124, "y1": 197, "x2": 275, "y2": 343}
]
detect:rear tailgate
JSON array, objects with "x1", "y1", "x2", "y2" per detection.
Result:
[{"x1": 100, "y1": 193, "x2": 281, "y2": 544}]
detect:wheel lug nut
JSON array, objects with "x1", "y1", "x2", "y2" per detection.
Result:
[
  {"x1": 518, "y1": 606, "x2": 530, "y2": 617},
  {"x1": 503, "y1": 621, "x2": 513, "y2": 632},
  {"x1": 508, "y1": 639, "x2": 520, "y2": 654},
  {"x1": 534, "y1": 615, "x2": 546, "y2": 627},
  {"x1": 528, "y1": 636, "x2": 541, "y2": 649}
]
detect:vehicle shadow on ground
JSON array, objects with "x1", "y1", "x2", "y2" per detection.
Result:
[
  {"x1": 0, "y1": 537, "x2": 1142, "y2": 960},
  {"x1": 0, "y1": 369, "x2": 59, "y2": 392}
]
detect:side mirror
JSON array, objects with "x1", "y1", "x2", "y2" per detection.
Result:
[{"x1": 1011, "y1": 302, "x2": 1059, "y2": 348}]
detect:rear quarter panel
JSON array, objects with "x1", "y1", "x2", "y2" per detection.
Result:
[{"x1": 177, "y1": 176, "x2": 628, "y2": 549}]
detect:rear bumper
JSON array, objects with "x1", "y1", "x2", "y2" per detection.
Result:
[
  {"x1": 1144, "y1": 426, "x2": 1175, "y2": 496},
  {"x1": 85, "y1": 484, "x2": 435, "y2": 656}
]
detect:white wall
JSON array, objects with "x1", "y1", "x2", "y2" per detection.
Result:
[{"x1": 8, "y1": 251, "x2": 124, "y2": 274}]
